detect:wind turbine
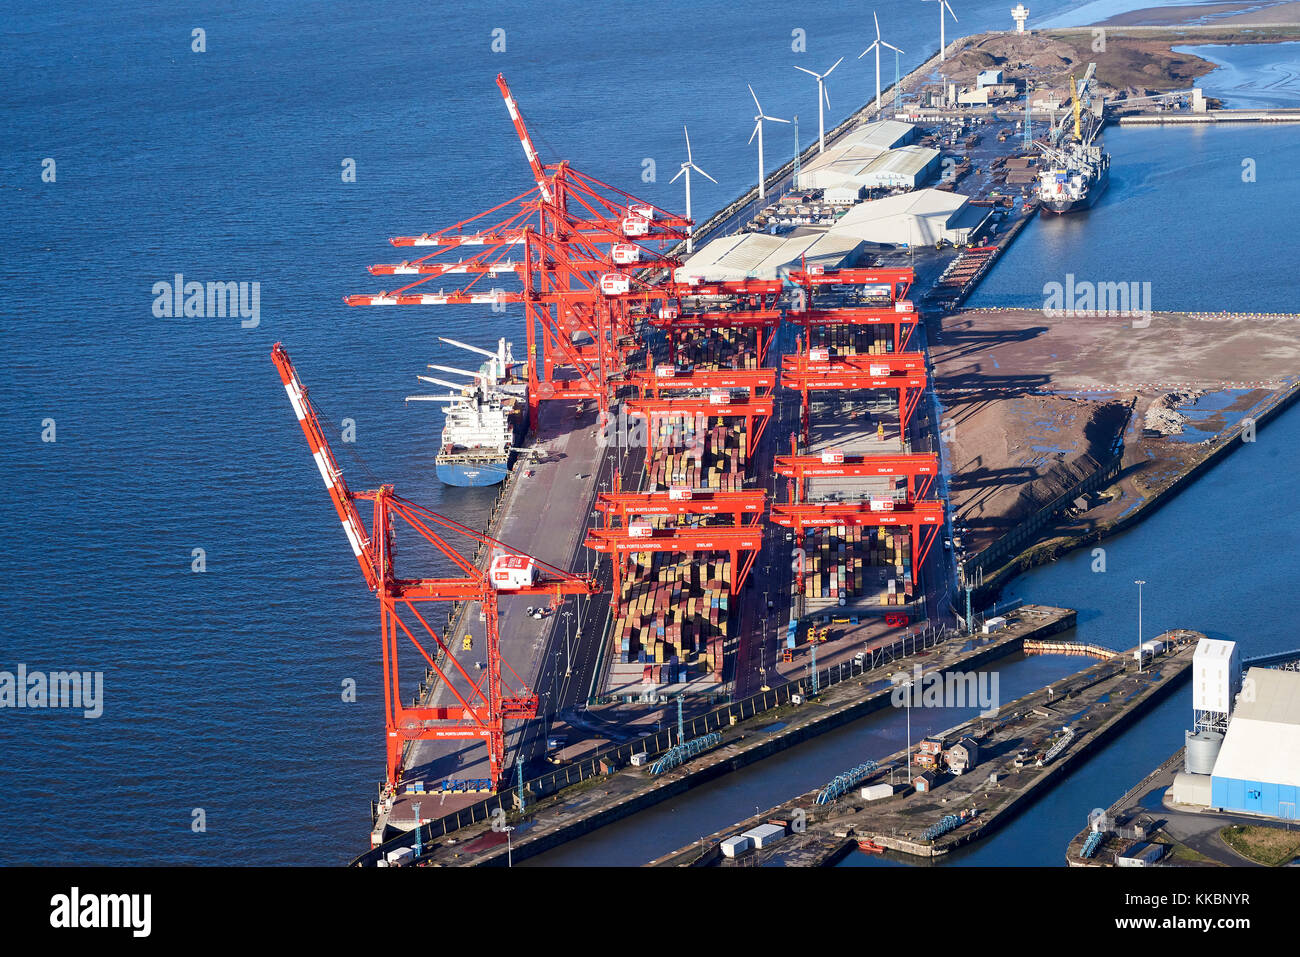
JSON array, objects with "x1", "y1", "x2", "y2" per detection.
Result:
[
  {"x1": 671, "y1": 125, "x2": 717, "y2": 253},
  {"x1": 794, "y1": 57, "x2": 843, "y2": 153},
  {"x1": 747, "y1": 84, "x2": 789, "y2": 200},
  {"x1": 923, "y1": 0, "x2": 958, "y2": 61},
  {"x1": 859, "y1": 12, "x2": 904, "y2": 112}
]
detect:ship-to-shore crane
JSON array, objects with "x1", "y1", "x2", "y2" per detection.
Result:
[{"x1": 272, "y1": 343, "x2": 598, "y2": 788}]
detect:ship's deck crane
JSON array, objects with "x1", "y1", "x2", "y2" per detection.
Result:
[
  {"x1": 272, "y1": 343, "x2": 598, "y2": 789},
  {"x1": 1067, "y1": 62, "x2": 1098, "y2": 143}
]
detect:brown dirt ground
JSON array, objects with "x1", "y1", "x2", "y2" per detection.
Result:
[
  {"x1": 931, "y1": 309, "x2": 1300, "y2": 561},
  {"x1": 939, "y1": 27, "x2": 1294, "y2": 103},
  {"x1": 943, "y1": 392, "x2": 1129, "y2": 554}
]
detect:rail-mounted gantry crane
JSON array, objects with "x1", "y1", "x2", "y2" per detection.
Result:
[{"x1": 271, "y1": 343, "x2": 598, "y2": 789}]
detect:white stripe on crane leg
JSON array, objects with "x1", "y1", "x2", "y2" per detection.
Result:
[
  {"x1": 342, "y1": 517, "x2": 365, "y2": 557},
  {"x1": 284, "y1": 381, "x2": 307, "y2": 421},
  {"x1": 505, "y1": 97, "x2": 519, "y2": 120},
  {"x1": 313, "y1": 449, "x2": 336, "y2": 490}
]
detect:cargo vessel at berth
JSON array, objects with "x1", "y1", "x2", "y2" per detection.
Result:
[
  {"x1": 408, "y1": 336, "x2": 526, "y2": 487},
  {"x1": 1036, "y1": 63, "x2": 1109, "y2": 214},
  {"x1": 1036, "y1": 140, "x2": 1109, "y2": 214}
]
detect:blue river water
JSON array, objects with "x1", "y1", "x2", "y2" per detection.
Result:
[{"x1": 0, "y1": 1, "x2": 1296, "y2": 865}]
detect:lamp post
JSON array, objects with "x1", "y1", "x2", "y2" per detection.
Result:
[
  {"x1": 504, "y1": 824, "x2": 515, "y2": 868},
  {"x1": 563, "y1": 610, "x2": 574, "y2": 677},
  {"x1": 1134, "y1": 579, "x2": 1146, "y2": 673},
  {"x1": 905, "y1": 678, "x2": 914, "y2": 784}
]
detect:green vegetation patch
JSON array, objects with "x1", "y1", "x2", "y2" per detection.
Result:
[{"x1": 1221, "y1": 824, "x2": 1300, "y2": 867}]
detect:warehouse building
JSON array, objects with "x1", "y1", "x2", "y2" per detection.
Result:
[
  {"x1": 798, "y1": 120, "x2": 920, "y2": 201},
  {"x1": 1209, "y1": 667, "x2": 1300, "y2": 820},
  {"x1": 827, "y1": 188, "x2": 990, "y2": 246},
  {"x1": 857, "y1": 145, "x2": 941, "y2": 190},
  {"x1": 675, "y1": 229, "x2": 863, "y2": 282}
]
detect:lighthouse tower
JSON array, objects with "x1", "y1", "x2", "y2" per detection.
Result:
[{"x1": 1011, "y1": 4, "x2": 1030, "y2": 32}]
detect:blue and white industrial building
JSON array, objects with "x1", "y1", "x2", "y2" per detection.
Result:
[
  {"x1": 1171, "y1": 637, "x2": 1300, "y2": 821},
  {"x1": 1209, "y1": 667, "x2": 1300, "y2": 819}
]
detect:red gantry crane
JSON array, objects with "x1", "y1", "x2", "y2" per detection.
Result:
[
  {"x1": 596, "y1": 488, "x2": 766, "y2": 528},
  {"x1": 645, "y1": 308, "x2": 784, "y2": 366},
  {"x1": 345, "y1": 74, "x2": 690, "y2": 428},
  {"x1": 782, "y1": 344, "x2": 929, "y2": 443},
  {"x1": 787, "y1": 265, "x2": 914, "y2": 304},
  {"x1": 770, "y1": 500, "x2": 946, "y2": 598},
  {"x1": 775, "y1": 442, "x2": 940, "y2": 503},
  {"x1": 272, "y1": 343, "x2": 598, "y2": 788}
]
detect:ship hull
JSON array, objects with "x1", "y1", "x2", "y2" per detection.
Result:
[
  {"x1": 436, "y1": 458, "x2": 511, "y2": 487},
  {"x1": 1040, "y1": 166, "x2": 1109, "y2": 215}
]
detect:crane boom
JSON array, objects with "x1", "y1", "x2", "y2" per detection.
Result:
[
  {"x1": 271, "y1": 343, "x2": 381, "y2": 591},
  {"x1": 496, "y1": 73, "x2": 554, "y2": 205}
]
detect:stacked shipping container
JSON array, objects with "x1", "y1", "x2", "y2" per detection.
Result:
[
  {"x1": 611, "y1": 547, "x2": 732, "y2": 681},
  {"x1": 808, "y1": 326, "x2": 895, "y2": 357},
  {"x1": 801, "y1": 525, "x2": 913, "y2": 605},
  {"x1": 646, "y1": 418, "x2": 747, "y2": 491}
]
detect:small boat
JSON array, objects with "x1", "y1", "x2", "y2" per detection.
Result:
[{"x1": 856, "y1": 838, "x2": 885, "y2": 854}]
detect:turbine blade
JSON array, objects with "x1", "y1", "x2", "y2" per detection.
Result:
[
  {"x1": 825, "y1": 56, "x2": 843, "y2": 76},
  {"x1": 824, "y1": 86, "x2": 831, "y2": 110},
  {"x1": 671, "y1": 165, "x2": 686, "y2": 183},
  {"x1": 749, "y1": 83, "x2": 762, "y2": 113},
  {"x1": 794, "y1": 65, "x2": 818, "y2": 77},
  {"x1": 883, "y1": 41, "x2": 904, "y2": 53},
  {"x1": 748, "y1": 120, "x2": 760, "y2": 145},
  {"x1": 764, "y1": 115, "x2": 790, "y2": 124},
  {"x1": 945, "y1": 0, "x2": 958, "y2": 21},
  {"x1": 684, "y1": 124, "x2": 693, "y2": 162},
  {"x1": 874, "y1": 10, "x2": 881, "y2": 39},
  {"x1": 693, "y1": 163, "x2": 718, "y2": 185}
]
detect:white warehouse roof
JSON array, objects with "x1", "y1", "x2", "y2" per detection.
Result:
[
  {"x1": 800, "y1": 119, "x2": 917, "y2": 183},
  {"x1": 858, "y1": 146, "x2": 941, "y2": 189},
  {"x1": 675, "y1": 229, "x2": 862, "y2": 282},
  {"x1": 836, "y1": 119, "x2": 916, "y2": 154},
  {"x1": 1211, "y1": 667, "x2": 1300, "y2": 789},
  {"x1": 799, "y1": 158, "x2": 873, "y2": 191},
  {"x1": 828, "y1": 189, "x2": 989, "y2": 246}
]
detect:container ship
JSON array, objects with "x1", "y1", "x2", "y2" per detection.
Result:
[{"x1": 407, "y1": 336, "x2": 526, "y2": 487}]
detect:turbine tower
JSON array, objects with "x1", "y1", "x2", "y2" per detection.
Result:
[
  {"x1": 671, "y1": 125, "x2": 717, "y2": 253},
  {"x1": 859, "y1": 12, "x2": 904, "y2": 113},
  {"x1": 794, "y1": 57, "x2": 843, "y2": 152},
  {"x1": 747, "y1": 84, "x2": 789, "y2": 200},
  {"x1": 923, "y1": 0, "x2": 959, "y2": 61}
]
